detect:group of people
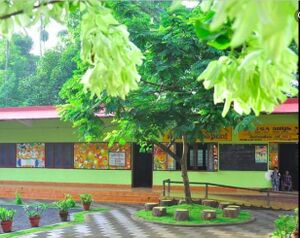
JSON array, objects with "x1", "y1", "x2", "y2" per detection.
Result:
[{"x1": 271, "y1": 168, "x2": 293, "y2": 191}]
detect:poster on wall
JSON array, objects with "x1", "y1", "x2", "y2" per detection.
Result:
[
  {"x1": 109, "y1": 152, "x2": 125, "y2": 167},
  {"x1": 74, "y1": 143, "x2": 131, "y2": 170},
  {"x1": 74, "y1": 143, "x2": 109, "y2": 169},
  {"x1": 16, "y1": 143, "x2": 45, "y2": 168},
  {"x1": 108, "y1": 143, "x2": 131, "y2": 169},
  {"x1": 153, "y1": 144, "x2": 176, "y2": 170},
  {"x1": 269, "y1": 143, "x2": 279, "y2": 170},
  {"x1": 255, "y1": 145, "x2": 268, "y2": 163}
]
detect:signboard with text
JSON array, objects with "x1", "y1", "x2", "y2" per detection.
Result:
[
  {"x1": 238, "y1": 125, "x2": 298, "y2": 141},
  {"x1": 109, "y1": 152, "x2": 126, "y2": 167}
]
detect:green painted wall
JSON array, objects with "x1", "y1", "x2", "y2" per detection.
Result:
[
  {"x1": 0, "y1": 168, "x2": 271, "y2": 188},
  {"x1": 0, "y1": 168, "x2": 131, "y2": 184},
  {"x1": 0, "y1": 113, "x2": 297, "y2": 188},
  {"x1": 153, "y1": 171, "x2": 271, "y2": 188}
]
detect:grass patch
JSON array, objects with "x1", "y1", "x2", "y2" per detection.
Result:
[
  {"x1": 0, "y1": 208, "x2": 108, "y2": 238},
  {"x1": 136, "y1": 204, "x2": 251, "y2": 225}
]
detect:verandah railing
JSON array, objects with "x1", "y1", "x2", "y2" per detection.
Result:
[{"x1": 162, "y1": 179, "x2": 298, "y2": 209}]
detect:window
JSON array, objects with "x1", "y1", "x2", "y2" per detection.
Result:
[
  {"x1": 46, "y1": 143, "x2": 74, "y2": 168},
  {"x1": 0, "y1": 144, "x2": 16, "y2": 167},
  {"x1": 188, "y1": 144, "x2": 207, "y2": 170}
]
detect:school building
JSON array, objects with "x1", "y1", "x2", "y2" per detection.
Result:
[{"x1": 0, "y1": 98, "x2": 298, "y2": 202}]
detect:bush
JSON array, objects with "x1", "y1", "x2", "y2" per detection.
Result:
[
  {"x1": 64, "y1": 194, "x2": 76, "y2": 208},
  {"x1": 15, "y1": 192, "x2": 23, "y2": 205},
  {"x1": 79, "y1": 194, "x2": 93, "y2": 205},
  {"x1": 0, "y1": 208, "x2": 16, "y2": 221},
  {"x1": 54, "y1": 199, "x2": 74, "y2": 212},
  {"x1": 23, "y1": 203, "x2": 48, "y2": 218},
  {"x1": 271, "y1": 208, "x2": 298, "y2": 238}
]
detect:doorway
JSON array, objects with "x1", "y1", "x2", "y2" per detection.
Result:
[
  {"x1": 132, "y1": 144, "x2": 153, "y2": 188},
  {"x1": 279, "y1": 143, "x2": 298, "y2": 190}
]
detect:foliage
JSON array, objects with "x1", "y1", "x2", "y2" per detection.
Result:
[
  {"x1": 193, "y1": 0, "x2": 298, "y2": 116},
  {"x1": 0, "y1": 0, "x2": 143, "y2": 99},
  {"x1": 23, "y1": 203, "x2": 48, "y2": 218},
  {"x1": 136, "y1": 204, "x2": 251, "y2": 225},
  {"x1": 0, "y1": 34, "x2": 38, "y2": 107},
  {"x1": 0, "y1": 208, "x2": 16, "y2": 221},
  {"x1": 64, "y1": 194, "x2": 76, "y2": 208},
  {"x1": 54, "y1": 199, "x2": 74, "y2": 212},
  {"x1": 60, "y1": 3, "x2": 255, "y2": 203},
  {"x1": 15, "y1": 192, "x2": 23, "y2": 205},
  {"x1": 271, "y1": 208, "x2": 298, "y2": 238},
  {"x1": 79, "y1": 194, "x2": 92, "y2": 204}
]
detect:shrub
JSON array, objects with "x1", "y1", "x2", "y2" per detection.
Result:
[
  {"x1": 271, "y1": 208, "x2": 298, "y2": 238},
  {"x1": 15, "y1": 192, "x2": 23, "y2": 205},
  {"x1": 0, "y1": 208, "x2": 16, "y2": 221},
  {"x1": 79, "y1": 194, "x2": 93, "y2": 205},
  {"x1": 23, "y1": 203, "x2": 48, "y2": 218},
  {"x1": 54, "y1": 199, "x2": 74, "y2": 212},
  {"x1": 64, "y1": 194, "x2": 76, "y2": 208}
]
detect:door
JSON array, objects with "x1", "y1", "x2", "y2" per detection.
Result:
[
  {"x1": 132, "y1": 144, "x2": 153, "y2": 188},
  {"x1": 279, "y1": 143, "x2": 298, "y2": 190}
]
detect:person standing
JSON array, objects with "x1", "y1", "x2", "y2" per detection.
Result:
[
  {"x1": 282, "y1": 170, "x2": 293, "y2": 191},
  {"x1": 271, "y1": 167, "x2": 281, "y2": 191}
]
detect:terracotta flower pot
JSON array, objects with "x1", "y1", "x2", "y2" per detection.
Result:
[
  {"x1": 1, "y1": 220, "x2": 13, "y2": 233},
  {"x1": 59, "y1": 211, "x2": 69, "y2": 222},
  {"x1": 83, "y1": 203, "x2": 91, "y2": 211},
  {"x1": 29, "y1": 216, "x2": 41, "y2": 227},
  {"x1": 291, "y1": 230, "x2": 298, "y2": 238}
]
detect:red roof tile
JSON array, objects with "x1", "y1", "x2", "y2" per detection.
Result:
[
  {"x1": 0, "y1": 98, "x2": 297, "y2": 121},
  {"x1": 272, "y1": 98, "x2": 298, "y2": 114},
  {"x1": 0, "y1": 105, "x2": 111, "y2": 121}
]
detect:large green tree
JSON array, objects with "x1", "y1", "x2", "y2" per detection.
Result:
[
  {"x1": 60, "y1": 4, "x2": 253, "y2": 203},
  {"x1": 0, "y1": 34, "x2": 38, "y2": 106}
]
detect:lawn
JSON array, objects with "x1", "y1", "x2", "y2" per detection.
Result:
[{"x1": 135, "y1": 204, "x2": 252, "y2": 225}]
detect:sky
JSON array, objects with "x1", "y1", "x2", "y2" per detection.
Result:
[
  {"x1": 20, "y1": 1, "x2": 198, "y2": 55},
  {"x1": 19, "y1": 20, "x2": 66, "y2": 55}
]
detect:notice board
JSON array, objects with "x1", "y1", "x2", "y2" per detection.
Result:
[{"x1": 219, "y1": 144, "x2": 268, "y2": 171}]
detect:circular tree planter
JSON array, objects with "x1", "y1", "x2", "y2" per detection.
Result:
[{"x1": 134, "y1": 204, "x2": 254, "y2": 226}]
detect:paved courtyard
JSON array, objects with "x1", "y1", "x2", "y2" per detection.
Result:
[{"x1": 18, "y1": 203, "x2": 288, "y2": 238}]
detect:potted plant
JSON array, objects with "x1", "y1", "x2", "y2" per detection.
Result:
[
  {"x1": 0, "y1": 207, "x2": 16, "y2": 233},
  {"x1": 79, "y1": 194, "x2": 93, "y2": 210},
  {"x1": 23, "y1": 203, "x2": 47, "y2": 227},
  {"x1": 64, "y1": 194, "x2": 76, "y2": 208},
  {"x1": 54, "y1": 199, "x2": 73, "y2": 222}
]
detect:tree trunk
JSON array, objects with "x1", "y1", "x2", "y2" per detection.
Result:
[{"x1": 181, "y1": 135, "x2": 192, "y2": 204}]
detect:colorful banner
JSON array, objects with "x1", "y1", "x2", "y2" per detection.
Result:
[
  {"x1": 255, "y1": 145, "x2": 268, "y2": 163},
  {"x1": 153, "y1": 144, "x2": 176, "y2": 170},
  {"x1": 269, "y1": 143, "x2": 279, "y2": 170},
  {"x1": 162, "y1": 128, "x2": 232, "y2": 142},
  {"x1": 74, "y1": 143, "x2": 109, "y2": 169},
  {"x1": 16, "y1": 143, "x2": 45, "y2": 168},
  {"x1": 74, "y1": 143, "x2": 131, "y2": 169},
  {"x1": 239, "y1": 125, "x2": 298, "y2": 141}
]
